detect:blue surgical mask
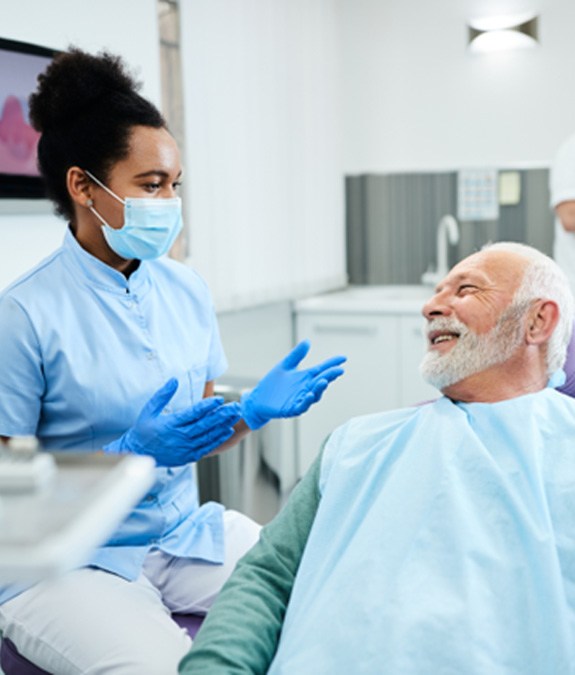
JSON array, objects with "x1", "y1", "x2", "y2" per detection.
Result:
[{"x1": 85, "y1": 170, "x2": 183, "y2": 260}]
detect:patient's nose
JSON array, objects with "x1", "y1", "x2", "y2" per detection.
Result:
[{"x1": 422, "y1": 292, "x2": 451, "y2": 320}]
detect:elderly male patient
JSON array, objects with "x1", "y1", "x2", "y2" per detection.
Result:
[{"x1": 179, "y1": 242, "x2": 575, "y2": 674}]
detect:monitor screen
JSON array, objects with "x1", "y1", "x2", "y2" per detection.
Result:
[{"x1": 0, "y1": 37, "x2": 56, "y2": 199}]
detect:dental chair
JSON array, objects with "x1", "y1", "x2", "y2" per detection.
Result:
[
  {"x1": 4, "y1": 327, "x2": 575, "y2": 674},
  {"x1": 0, "y1": 612, "x2": 204, "y2": 674}
]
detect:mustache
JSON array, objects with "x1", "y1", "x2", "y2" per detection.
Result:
[{"x1": 426, "y1": 317, "x2": 469, "y2": 339}]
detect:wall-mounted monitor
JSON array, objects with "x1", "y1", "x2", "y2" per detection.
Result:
[{"x1": 0, "y1": 37, "x2": 57, "y2": 199}]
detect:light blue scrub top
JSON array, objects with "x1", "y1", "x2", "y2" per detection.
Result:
[
  {"x1": 0, "y1": 229, "x2": 228, "y2": 602},
  {"x1": 270, "y1": 389, "x2": 575, "y2": 674}
]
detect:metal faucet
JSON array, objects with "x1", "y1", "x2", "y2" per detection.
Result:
[{"x1": 421, "y1": 214, "x2": 460, "y2": 287}]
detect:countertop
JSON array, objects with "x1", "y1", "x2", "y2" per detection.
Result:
[{"x1": 294, "y1": 285, "x2": 433, "y2": 315}]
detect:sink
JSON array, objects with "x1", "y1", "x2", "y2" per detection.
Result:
[{"x1": 421, "y1": 214, "x2": 460, "y2": 287}]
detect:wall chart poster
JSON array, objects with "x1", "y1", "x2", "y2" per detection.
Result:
[{"x1": 457, "y1": 168, "x2": 500, "y2": 222}]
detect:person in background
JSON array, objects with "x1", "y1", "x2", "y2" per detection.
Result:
[
  {"x1": 180, "y1": 242, "x2": 575, "y2": 675},
  {"x1": 0, "y1": 48, "x2": 345, "y2": 674},
  {"x1": 549, "y1": 134, "x2": 575, "y2": 394},
  {"x1": 550, "y1": 132, "x2": 575, "y2": 293}
]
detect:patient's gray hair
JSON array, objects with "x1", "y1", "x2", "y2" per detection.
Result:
[{"x1": 483, "y1": 241, "x2": 574, "y2": 374}]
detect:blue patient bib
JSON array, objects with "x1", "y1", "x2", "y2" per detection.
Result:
[{"x1": 270, "y1": 391, "x2": 575, "y2": 674}]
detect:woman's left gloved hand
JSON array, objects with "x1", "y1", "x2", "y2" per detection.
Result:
[{"x1": 240, "y1": 340, "x2": 346, "y2": 430}]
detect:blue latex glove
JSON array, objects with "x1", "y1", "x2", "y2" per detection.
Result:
[
  {"x1": 240, "y1": 340, "x2": 346, "y2": 430},
  {"x1": 104, "y1": 378, "x2": 242, "y2": 467}
]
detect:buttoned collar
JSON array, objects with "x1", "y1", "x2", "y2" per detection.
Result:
[{"x1": 62, "y1": 227, "x2": 151, "y2": 295}]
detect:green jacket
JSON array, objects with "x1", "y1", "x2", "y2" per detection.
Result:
[{"x1": 179, "y1": 454, "x2": 322, "y2": 674}]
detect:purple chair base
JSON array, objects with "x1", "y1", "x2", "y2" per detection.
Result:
[
  {"x1": 0, "y1": 638, "x2": 51, "y2": 675},
  {"x1": 0, "y1": 613, "x2": 204, "y2": 675},
  {"x1": 172, "y1": 612, "x2": 204, "y2": 638}
]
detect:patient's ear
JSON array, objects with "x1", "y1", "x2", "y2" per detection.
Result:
[{"x1": 526, "y1": 300, "x2": 559, "y2": 345}]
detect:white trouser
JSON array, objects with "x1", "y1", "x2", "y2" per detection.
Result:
[{"x1": 0, "y1": 510, "x2": 260, "y2": 675}]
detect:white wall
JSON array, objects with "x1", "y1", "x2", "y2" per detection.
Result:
[
  {"x1": 180, "y1": 0, "x2": 347, "y2": 312},
  {"x1": 336, "y1": 0, "x2": 575, "y2": 173},
  {"x1": 5, "y1": 0, "x2": 575, "y2": 288},
  {"x1": 0, "y1": 0, "x2": 161, "y2": 290}
]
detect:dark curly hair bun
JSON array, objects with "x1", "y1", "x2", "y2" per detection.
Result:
[
  {"x1": 30, "y1": 46, "x2": 165, "y2": 221},
  {"x1": 29, "y1": 48, "x2": 143, "y2": 133}
]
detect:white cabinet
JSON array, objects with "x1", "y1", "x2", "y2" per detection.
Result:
[
  {"x1": 294, "y1": 286, "x2": 439, "y2": 477},
  {"x1": 295, "y1": 312, "x2": 399, "y2": 476},
  {"x1": 398, "y1": 314, "x2": 437, "y2": 406}
]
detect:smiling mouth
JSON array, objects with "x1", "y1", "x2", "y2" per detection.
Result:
[{"x1": 429, "y1": 331, "x2": 460, "y2": 346}]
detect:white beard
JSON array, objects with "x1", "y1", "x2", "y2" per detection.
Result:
[{"x1": 419, "y1": 306, "x2": 525, "y2": 391}]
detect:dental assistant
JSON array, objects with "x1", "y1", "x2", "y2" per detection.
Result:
[
  {"x1": 550, "y1": 132, "x2": 575, "y2": 294},
  {"x1": 0, "y1": 48, "x2": 345, "y2": 675}
]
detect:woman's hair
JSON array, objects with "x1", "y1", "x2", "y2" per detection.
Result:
[
  {"x1": 29, "y1": 47, "x2": 166, "y2": 221},
  {"x1": 483, "y1": 241, "x2": 575, "y2": 374}
]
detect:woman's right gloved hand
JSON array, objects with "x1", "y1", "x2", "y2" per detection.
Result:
[{"x1": 104, "y1": 378, "x2": 241, "y2": 467}]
